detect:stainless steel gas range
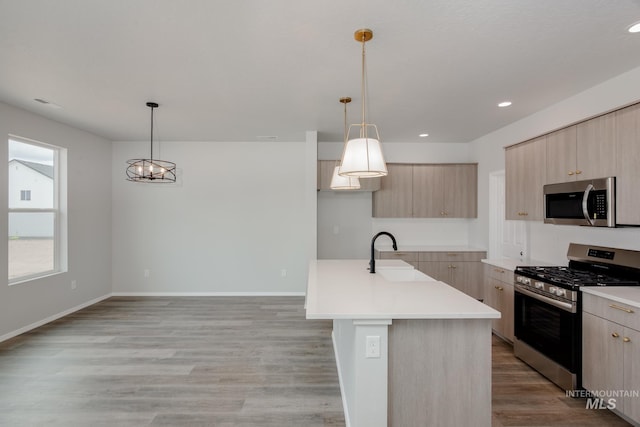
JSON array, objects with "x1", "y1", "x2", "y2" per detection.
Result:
[{"x1": 513, "y1": 243, "x2": 640, "y2": 391}]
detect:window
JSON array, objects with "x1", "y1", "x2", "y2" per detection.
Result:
[{"x1": 8, "y1": 136, "x2": 66, "y2": 283}]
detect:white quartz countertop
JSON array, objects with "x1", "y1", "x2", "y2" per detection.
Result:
[
  {"x1": 306, "y1": 259, "x2": 500, "y2": 320},
  {"x1": 481, "y1": 258, "x2": 560, "y2": 271},
  {"x1": 375, "y1": 245, "x2": 486, "y2": 252},
  {"x1": 581, "y1": 286, "x2": 640, "y2": 309}
]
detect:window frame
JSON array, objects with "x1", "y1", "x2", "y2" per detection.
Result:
[{"x1": 8, "y1": 136, "x2": 66, "y2": 285}]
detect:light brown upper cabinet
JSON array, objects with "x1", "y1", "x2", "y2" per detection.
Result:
[
  {"x1": 615, "y1": 103, "x2": 640, "y2": 225},
  {"x1": 372, "y1": 163, "x2": 477, "y2": 218},
  {"x1": 505, "y1": 136, "x2": 546, "y2": 220},
  {"x1": 371, "y1": 164, "x2": 413, "y2": 217},
  {"x1": 316, "y1": 160, "x2": 380, "y2": 192},
  {"x1": 546, "y1": 113, "x2": 616, "y2": 184},
  {"x1": 413, "y1": 164, "x2": 477, "y2": 218}
]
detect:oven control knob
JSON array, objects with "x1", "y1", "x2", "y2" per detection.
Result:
[
  {"x1": 555, "y1": 288, "x2": 567, "y2": 297},
  {"x1": 534, "y1": 281, "x2": 544, "y2": 289},
  {"x1": 549, "y1": 286, "x2": 557, "y2": 294}
]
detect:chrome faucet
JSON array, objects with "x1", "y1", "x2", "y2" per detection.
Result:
[{"x1": 369, "y1": 231, "x2": 397, "y2": 273}]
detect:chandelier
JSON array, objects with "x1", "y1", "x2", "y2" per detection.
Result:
[{"x1": 126, "y1": 102, "x2": 177, "y2": 183}]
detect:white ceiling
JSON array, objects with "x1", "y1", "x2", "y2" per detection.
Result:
[{"x1": 1, "y1": 0, "x2": 640, "y2": 143}]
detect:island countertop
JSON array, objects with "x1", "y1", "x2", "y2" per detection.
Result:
[{"x1": 306, "y1": 259, "x2": 500, "y2": 320}]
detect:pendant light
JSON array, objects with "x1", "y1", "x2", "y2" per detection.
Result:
[
  {"x1": 126, "y1": 102, "x2": 177, "y2": 183},
  {"x1": 330, "y1": 97, "x2": 361, "y2": 190},
  {"x1": 339, "y1": 28, "x2": 387, "y2": 178}
]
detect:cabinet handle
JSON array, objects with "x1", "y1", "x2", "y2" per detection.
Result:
[
  {"x1": 440, "y1": 211, "x2": 445, "y2": 216},
  {"x1": 568, "y1": 171, "x2": 574, "y2": 176},
  {"x1": 446, "y1": 253, "x2": 458, "y2": 256},
  {"x1": 495, "y1": 286, "x2": 503, "y2": 291},
  {"x1": 451, "y1": 265, "x2": 457, "y2": 269},
  {"x1": 609, "y1": 304, "x2": 635, "y2": 314},
  {"x1": 493, "y1": 268, "x2": 505, "y2": 274},
  {"x1": 612, "y1": 332, "x2": 620, "y2": 338},
  {"x1": 624, "y1": 337, "x2": 631, "y2": 343},
  {"x1": 576, "y1": 170, "x2": 582, "y2": 175}
]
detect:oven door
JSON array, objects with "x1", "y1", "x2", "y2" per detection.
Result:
[{"x1": 514, "y1": 287, "x2": 580, "y2": 372}]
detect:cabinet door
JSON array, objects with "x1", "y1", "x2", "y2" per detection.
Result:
[
  {"x1": 317, "y1": 160, "x2": 336, "y2": 190},
  {"x1": 443, "y1": 164, "x2": 477, "y2": 218},
  {"x1": 500, "y1": 282, "x2": 514, "y2": 342},
  {"x1": 615, "y1": 103, "x2": 640, "y2": 225},
  {"x1": 417, "y1": 261, "x2": 444, "y2": 281},
  {"x1": 546, "y1": 125, "x2": 577, "y2": 184},
  {"x1": 623, "y1": 327, "x2": 640, "y2": 422},
  {"x1": 485, "y1": 276, "x2": 505, "y2": 335},
  {"x1": 505, "y1": 136, "x2": 546, "y2": 220},
  {"x1": 582, "y1": 312, "x2": 624, "y2": 398},
  {"x1": 372, "y1": 164, "x2": 413, "y2": 217},
  {"x1": 412, "y1": 164, "x2": 445, "y2": 218},
  {"x1": 576, "y1": 112, "x2": 616, "y2": 180},
  {"x1": 505, "y1": 145, "x2": 523, "y2": 220},
  {"x1": 448, "y1": 262, "x2": 483, "y2": 300}
]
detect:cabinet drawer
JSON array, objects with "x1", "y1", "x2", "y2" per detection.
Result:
[
  {"x1": 379, "y1": 251, "x2": 418, "y2": 262},
  {"x1": 583, "y1": 293, "x2": 640, "y2": 331},
  {"x1": 419, "y1": 251, "x2": 485, "y2": 262},
  {"x1": 487, "y1": 266, "x2": 514, "y2": 283}
]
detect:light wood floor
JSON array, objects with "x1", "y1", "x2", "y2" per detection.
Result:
[{"x1": 0, "y1": 296, "x2": 632, "y2": 426}]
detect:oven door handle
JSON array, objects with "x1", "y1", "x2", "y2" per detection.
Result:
[
  {"x1": 515, "y1": 285, "x2": 576, "y2": 313},
  {"x1": 582, "y1": 183, "x2": 595, "y2": 226}
]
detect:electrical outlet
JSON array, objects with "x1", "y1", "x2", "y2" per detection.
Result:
[
  {"x1": 281, "y1": 269, "x2": 287, "y2": 277},
  {"x1": 366, "y1": 335, "x2": 381, "y2": 358},
  {"x1": 70, "y1": 280, "x2": 77, "y2": 290},
  {"x1": 144, "y1": 269, "x2": 150, "y2": 278}
]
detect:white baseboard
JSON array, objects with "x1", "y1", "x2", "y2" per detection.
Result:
[
  {"x1": 111, "y1": 292, "x2": 306, "y2": 297},
  {"x1": 0, "y1": 293, "x2": 111, "y2": 343},
  {"x1": 332, "y1": 330, "x2": 351, "y2": 427}
]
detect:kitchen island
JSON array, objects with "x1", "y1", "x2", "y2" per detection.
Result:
[{"x1": 306, "y1": 259, "x2": 500, "y2": 427}]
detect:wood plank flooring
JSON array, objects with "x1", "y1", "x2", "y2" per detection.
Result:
[
  {"x1": 0, "y1": 297, "x2": 345, "y2": 427},
  {"x1": 0, "y1": 296, "x2": 633, "y2": 426},
  {"x1": 492, "y1": 336, "x2": 631, "y2": 426}
]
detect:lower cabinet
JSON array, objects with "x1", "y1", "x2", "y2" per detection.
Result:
[
  {"x1": 377, "y1": 249, "x2": 486, "y2": 300},
  {"x1": 378, "y1": 250, "x2": 419, "y2": 269},
  {"x1": 417, "y1": 251, "x2": 486, "y2": 300},
  {"x1": 483, "y1": 264, "x2": 514, "y2": 343},
  {"x1": 582, "y1": 293, "x2": 640, "y2": 424}
]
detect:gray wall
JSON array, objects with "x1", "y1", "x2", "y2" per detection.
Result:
[
  {"x1": 111, "y1": 138, "x2": 315, "y2": 294},
  {"x1": 0, "y1": 102, "x2": 112, "y2": 339}
]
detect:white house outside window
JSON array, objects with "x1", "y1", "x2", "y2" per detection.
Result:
[{"x1": 8, "y1": 136, "x2": 67, "y2": 283}]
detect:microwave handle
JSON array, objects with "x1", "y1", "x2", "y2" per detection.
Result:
[{"x1": 582, "y1": 184, "x2": 595, "y2": 226}]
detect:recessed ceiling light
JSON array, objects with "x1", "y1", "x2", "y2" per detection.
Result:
[
  {"x1": 628, "y1": 21, "x2": 640, "y2": 33},
  {"x1": 419, "y1": 133, "x2": 429, "y2": 138},
  {"x1": 497, "y1": 101, "x2": 512, "y2": 108}
]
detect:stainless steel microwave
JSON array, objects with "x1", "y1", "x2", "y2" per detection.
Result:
[{"x1": 543, "y1": 177, "x2": 615, "y2": 227}]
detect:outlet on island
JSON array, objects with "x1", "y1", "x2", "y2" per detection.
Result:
[{"x1": 366, "y1": 335, "x2": 381, "y2": 358}]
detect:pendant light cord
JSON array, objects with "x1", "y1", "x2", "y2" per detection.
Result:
[
  {"x1": 150, "y1": 105, "x2": 154, "y2": 161},
  {"x1": 360, "y1": 35, "x2": 367, "y2": 139}
]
